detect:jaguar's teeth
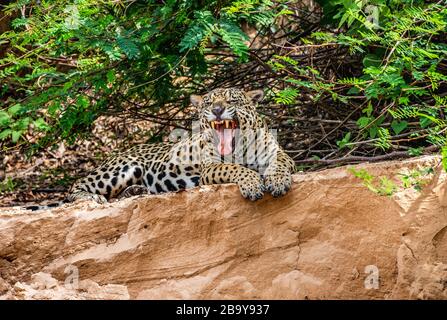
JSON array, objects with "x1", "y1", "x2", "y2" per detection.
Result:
[{"x1": 210, "y1": 120, "x2": 238, "y2": 129}]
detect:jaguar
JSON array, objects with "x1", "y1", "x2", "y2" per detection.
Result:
[{"x1": 27, "y1": 87, "x2": 295, "y2": 210}]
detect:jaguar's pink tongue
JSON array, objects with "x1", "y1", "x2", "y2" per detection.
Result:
[{"x1": 217, "y1": 127, "x2": 233, "y2": 156}]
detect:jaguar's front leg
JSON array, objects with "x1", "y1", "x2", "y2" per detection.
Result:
[
  {"x1": 263, "y1": 148, "x2": 295, "y2": 198},
  {"x1": 200, "y1": 164, "x2": 264, "y2": 201}
]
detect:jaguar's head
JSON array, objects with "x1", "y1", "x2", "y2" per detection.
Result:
[{"x1": 191, "y1": 87, "x2": 264, "y2": 156}]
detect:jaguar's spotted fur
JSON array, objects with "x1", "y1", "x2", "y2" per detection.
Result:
[{"x1": 27, "y1": 87, "x2": 295, "y2": 210}]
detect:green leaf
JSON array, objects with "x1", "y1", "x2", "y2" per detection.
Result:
[
  {"x1": 338, "y1": 11, "x2": 350, "y2": 28},
  {"x1": 0, "y1": 129, "x2": 11, "y2": 140},
  {"x1": 369, "y1": 126, "x2": 378, "y2": 139},
  {"x1": 408, "y1": 147, "x2": 423, "y2": 156},
  {"x1": 11, "y1": 17, "x2": 28, "y2": 29},
  {"x1": 77, "y1": 96, "x2": 89, "y2": 109},
  {"x1": 48, "y1": 102, "x2": 61, "y2": 116},
  {"x1": 442, "y1": 146, "x2": 447, "y2": 172},
  {"x1": 218, "y1": 21, "x2": 249, "y2": 59},
  {"x1": 412, "y1": 71, "x2": 424, "y2": 81},
  {"x1": 419, "y1": 115, "x2": 432, "y2": 128},
  {"x1": 116, "y1": 36, "x2": 140, "y2": 59},
  {"x1": 349, "y1": 168, "x2": 374, "y2": 183},
  {"x1": 33, "y1": 118, "x2": 50, "y2": 131},
  {"x1": 378, "y1": 177, "x2": 397, "y2": 196},
  {"x1": 0, "y1": 111, "x2": 10, "y2": 127},
  {"x1": 275, "y1": 88, "x2": 299, "y2": 105},
  {"x1": 179, "y1": 10, "x2": 216, "y2": 52},
  {"x1": 11, "y1": 130, "x2": 22, "y2": 143},
  {"x1": 15, "y1": 117, "x2": 30, "y2": 131},
  {"x1": 347, "y1": 86, "x2": 360, "y2": 95},
  {"x1": 362, "y1": 102, "x2": 373, "y2": 117},
  {"x1": 336, "y1": 132, "x2": 351, "y2": 149},
  {"x1": 362, "y1": 54, "x2": 381, "y2": 68},
  {"x1": 391, "y1": 120, "x2": 408, "y2": 135},
  {"x1": 356, "y1": 116, "x2": 371, "y2": 128},
  {"x1": 398, "y1": 96, "x2": 410, "y2": 105},
  {"x1": 106, "y1": 70, "x2": 116, "y2": 83},
  {"x1": 8, "y1": 104, "x2": 23, "y2": 116}
]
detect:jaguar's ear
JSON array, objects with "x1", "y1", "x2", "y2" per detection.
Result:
[
  {"x1": 246, "y1": 90, "x2": 264, "y2": 103},
  {"x1": 190, "y1": 94, "x2": 203, "y2": 108}
]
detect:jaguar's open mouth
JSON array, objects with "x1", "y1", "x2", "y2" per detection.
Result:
[{"x1": 209, "y1": 120, "x2": 238, "y2": 156}]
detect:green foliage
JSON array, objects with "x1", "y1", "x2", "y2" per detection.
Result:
[
  {"x1": 350, "y1": 165, "x2": 435, "y2": 196},
  {"x1": 0, "y1": 177, "x2": 20, "y2": 193},
  {"x1": 1, "y1": 0, "x2": 446, "y2": 170},
  {"x1": 349, "y1": 168, "x2": 397, "y2": 196},
  {"x1": 442, "y1": 146, "x2": 447, "y2": 171},
  {"x1": 398, "y1": 166, "x2": 434, "y2": 192},
  {"x1": 336, "y1": 132, "x2": 352, "y2": 149},
  {"x1": 274, "y1": 87, "x2": 299, "y2": 105},
  {"x1": 271, "y1": 0, "x2": 447, "y2": 161},
  {"x1": 0, "y1": 0, "x2": 285, "y2": 152}
]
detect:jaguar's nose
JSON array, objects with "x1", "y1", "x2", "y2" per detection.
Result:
[
  {"x1": 212, "y1": 107, "x2": 224, "y2": 117},
  {"x1": 212, "y1": 103, "x2": 225, "y2": 117}
]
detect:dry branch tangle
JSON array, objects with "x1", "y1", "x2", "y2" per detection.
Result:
[{"x1": 0, "y1": 156, "x2": 446, "y2": 299}]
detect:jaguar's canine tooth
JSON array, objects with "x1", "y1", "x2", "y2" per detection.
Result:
[
  {"x1": 225, "y1": 120, "x2": 230, "y2": 128},
  {"x1": 210, "y1": 121, "x2": 215, "y2": 129}
]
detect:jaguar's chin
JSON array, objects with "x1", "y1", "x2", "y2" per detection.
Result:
[{"x1": 209, "y1": 119, "x2": 238, "y2": 156}]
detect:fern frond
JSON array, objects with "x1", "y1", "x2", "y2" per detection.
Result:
[
  {"x1": 116, "y1": 36, "x2": 140, "y2": 59},
  {"x1": 179, "y1": 11, "x2": 216, "y2": 53},
  {"x1": 337, "y1": 78, "x2": 368, "y2": 86},
  {"x1": 11, "y1": 17, "x2": 29, "y2": 29},
  {"x1": 218, "y1": 20, "x2": 249, "y2": 59},
  {"x1": 375, "y1": 127, "x2": 392, "y2": 150},
  {"x1": 275, "y1": 88, "x2": 299, "y2": 105},
  {"x1": 388, "y1": 106, "x2": 420, "y2": 119}
]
